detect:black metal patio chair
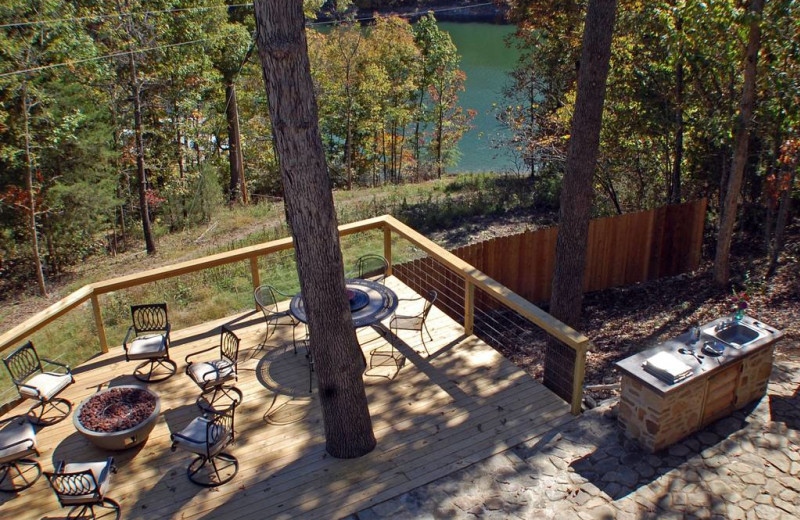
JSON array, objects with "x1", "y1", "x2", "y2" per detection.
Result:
[
  {"x1": 171, "y1": 404, "x2": 238, "y2": 487},
  {"x1": 254, "y1": 285, "x2": 301, "y2": 354},
  {"x1": 390, "y1": 290, "x2": 437, "y2": 357},
  {"x1": 353, "y1": 254, "x2": 389, "y2": 284},
  {"x1": 0, "y1": 415, "x2": 40, "y2": 492},
  {"x1": 45, "y1": 457, "x2": 119, "y2": 519},
  {"x1": 3, "y1": 341, "x2": 74, "y2": 425},
  {"x1": 123, "y1": 303, "x2": 176, "y2": 383},
  {"x1": 185, "y1": 325, "x2": 243, "y2": 413}
]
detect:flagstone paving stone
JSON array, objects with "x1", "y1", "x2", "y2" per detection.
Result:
[{"x1": 353, "y1": 357, "x2": 800, "y2": 519}]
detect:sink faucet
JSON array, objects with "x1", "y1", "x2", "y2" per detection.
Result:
[{"x1": 689, "y1": 324, "x2": 701, "y2": 344}]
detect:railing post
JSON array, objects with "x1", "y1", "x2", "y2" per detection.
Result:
[
  {"x1": 250, "y1": 256, "x2": 261, "y2": 289},
  {"x1": 571, "y1": 342, "x2": 588, "y2": 415},
  {"x1": 91, "y1": 293, "x2": 108, "y2": 354},
  {"x1": 383, "y1": 225, "x2": 392, "y2": 276},
  {"x1": 464, "y1": 279, "x2": 475, "y2": 335}
]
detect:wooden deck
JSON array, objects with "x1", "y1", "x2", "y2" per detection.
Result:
[{"x1": 0, "y1": 277, "x2": 573, "y2": 520}]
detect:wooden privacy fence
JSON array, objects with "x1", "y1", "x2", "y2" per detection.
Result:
[{"x1": 451, "y1": 199, "x2": 707, "y2": 303}]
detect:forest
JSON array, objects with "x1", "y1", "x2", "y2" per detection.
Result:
[{"x1": 0, "y1": 0, "x2": 798, "y2": 299}]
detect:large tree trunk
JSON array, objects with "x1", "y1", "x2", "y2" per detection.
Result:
[
  {"x1": 254, "y1": 0, "x2": 376, "y2": 459},
  {"x1": 226, "y1": 83, "x2": 246, "y2": 205},
  {"x1": 714, "y1": 0, "x2": 764, "y2": 285},
  {"x1": 129, "y1": 53, "x2": 156, "y2": 254},
  {"x1": 21, "y1": 86, "x2": 48, "y2": 297},
  {"x1": 549, "y1": 0, "x2": 618, "y2": 329}
]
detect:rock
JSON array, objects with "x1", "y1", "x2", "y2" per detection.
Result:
[
  {"x1": 752, "y1": 504, "x2": 781, "y2": 520},
  {"x1": 742, "y1": 472, "x2": 767, "y2": 485}
]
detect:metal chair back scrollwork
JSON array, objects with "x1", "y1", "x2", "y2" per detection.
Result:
[
  {"x1": 45, "y1": 457, "x2": 119, "y2": 519},
  {"x1": 131, "y1": 303, "x2": 170, "y2": 334}
]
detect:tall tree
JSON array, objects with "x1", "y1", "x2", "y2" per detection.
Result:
[
  {"x1": 254, "y1": 0, "x2": 376, "y2": 458},
  {"x1": 549, "y1": 0, "x2": 618, "y2": 329},
  {"x1": 713, "y1": 0, "x2": 765, "y2": 285}
]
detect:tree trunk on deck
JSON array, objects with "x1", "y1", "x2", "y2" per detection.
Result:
[{"x1": 254, "y1": 0, "x2": 376, "y2": 459}]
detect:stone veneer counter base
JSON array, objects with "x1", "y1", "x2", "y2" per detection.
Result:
[{"x1": 616, "y1": 316, "x2": 783, "y2": 452}]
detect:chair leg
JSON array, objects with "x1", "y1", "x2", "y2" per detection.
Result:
[
  {"x1": 197, "y1": 385, "x2": 243, "y2": 413},
  {"x1": 133, "y1": 358, "x2": 177, "y2": 383},
  {"x1": 0, "y1": 459, "x2": 42, "y2": 493},
  {"x1": 67, "y1": 498, "x2": 120, "y2": 520},
  {"x1": 421, "y1": 323, "x2": 433, "y2": 357},
  {"x1": 28, "y1": 397, "x2": 72, "y2": 426},
  {"x1": 186, "y1": 453, "x2": 238, "y2": 487}
]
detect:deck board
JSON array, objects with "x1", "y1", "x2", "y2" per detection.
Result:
[{"x1": 0, "y1": 277, "x2": 572, "y2": 520}]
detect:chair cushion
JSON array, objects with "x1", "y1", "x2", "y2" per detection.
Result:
[
  {"x1": 19, "y1": 372, "x2": 73, "y2": 401},
  {"x1": 56, "y1": 460, "x2": 111, "y2": 504},
  {"x1": 173, "y1": 417, "x2": 229, "y2": 456},
  {"x1": 0, "y1": 419, "x2": 37, "y2": 464},
  {"x1": 127, "y1": 334, "x2": 167, "y2": 360},
  {"x1": 391, "y1": 315, "x2": 424, "y2": 331},
  {"x1": 187, "y1": 360, "x2": 235, "y2": 387}
]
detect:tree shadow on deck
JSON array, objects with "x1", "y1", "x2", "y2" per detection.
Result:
[{"x1": 179, "y1": 331, "x2": 564, "y2": 519}]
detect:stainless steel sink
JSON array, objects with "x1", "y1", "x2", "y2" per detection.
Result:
[{"x1": 701, "y1": 321, "x2": 769, "y2": 349}]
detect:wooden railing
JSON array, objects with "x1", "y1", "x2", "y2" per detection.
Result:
[{"x1": 0, "y1": 215, "x2": 590, "y2": 415}]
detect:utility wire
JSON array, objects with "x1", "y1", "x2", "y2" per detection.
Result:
[
  {"x1": 1, "y1": 2, "x2": 494, "y2": 29},
  {"x1": 0, "y1": 2, "x2": 495, "y2": 78},
  {"x1": 0, "y1": 36, "x2": 228, "y2": 78},
  {"x1": 308, "y1": 2, "x2": 495, "y2": 26},
  {"x1": 0, "y1": 4, "x2": 253, "y2": 29}
]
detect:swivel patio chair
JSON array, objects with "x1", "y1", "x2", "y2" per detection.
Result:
[
  {"x1": 123, "y1": 303, "x2": 176, "y2": 383},
  {"x1": 45, "y1": 457, "x2": 119, "y2": 519},
  {"x1": 185, "y1": 325, "x2": 243, "y2": 413},
  {"x1": 254, "y1": 285, "x2": 301, "y2": 354},
  {"x1": 3, "y1": 341, "x2": 74, "y2": 425},
  {"x1": 390, "y1": 290, "x2": 437, "y2": 356},
  {"x1": 0, "y1": 415, "x2": 40, "y2": 492},
  {"x1": 171, "y1": 404, "x2": 238, "y2": 487},
  {"x1": 353, "y1": 254, "x2": 389, "y2": 284}
]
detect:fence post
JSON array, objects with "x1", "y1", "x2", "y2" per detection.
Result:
[
  {"x1": 91, "y1": 293, "x2": 108, "y2": 354},
  {"x1": 384, "y1": 225, "x2": 392, "y2": 276},
  {"x1": 571, "y1": 342, "x2": 588, "y2": 415},
  {"x1": 250, "y1": 257, "x2": 261, "y2": 290},
  {"x1": 464, "y1": 279, "x2": 475, "y2": 335}
]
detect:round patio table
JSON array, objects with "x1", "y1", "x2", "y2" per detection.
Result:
[{"x1": 289, "y1": 278, "x2": 398, "y2": 328}]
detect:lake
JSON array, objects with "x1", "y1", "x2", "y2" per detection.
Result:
[{"x1": 437, "y1": 22, "x2": 520, "y2": 173}]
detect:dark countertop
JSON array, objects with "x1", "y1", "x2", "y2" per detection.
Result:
[{"x1": 615, "y1": 316, "x2": 784, "y2": 397}]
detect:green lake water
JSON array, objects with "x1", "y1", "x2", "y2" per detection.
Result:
[{"x1": 437, "y1": 22, "x2": 519, "y2": 173}]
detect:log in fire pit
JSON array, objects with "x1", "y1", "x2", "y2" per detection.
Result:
[{"x1": 74, "y1": 385, "x2": 161, "y2": 450}]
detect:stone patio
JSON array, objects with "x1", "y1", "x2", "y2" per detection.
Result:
[{"x1": 353, "y1": 355, "x2": 800, "y2": 520}]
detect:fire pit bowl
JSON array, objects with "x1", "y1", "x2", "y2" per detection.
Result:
[{"x1": 73, "y1": 385, "x2": 160, "y2": 451}]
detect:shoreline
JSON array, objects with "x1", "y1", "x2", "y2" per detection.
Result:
[{"x1": 315, "y1": 1, "x2": 510, "y2": 25}]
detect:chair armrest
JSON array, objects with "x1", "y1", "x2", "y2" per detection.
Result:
[
  {"x1": 16, "y1": 381, "x2": 42, "y2": 398},
  {"x1": 0, "y1": 414, "x2": 28, "y2": 427},
  {"x1": 41, "y1": 358, "x2": 71, "y2": 374},
  {"x1": 185, "y1": 345, "x2": 218, "y2": 365},
  {"x1": 171, "y1": 419, "x2": 210, "y2": 444},
  {"x1": 123, "y1": 326, "x2": 136, "y2": 351},
  {"x1": 0, "y1": 436, "x2": 37, "y2": 452},
  {"x1": 271, "y1": 287, "x2": 294, "y2": 299}
]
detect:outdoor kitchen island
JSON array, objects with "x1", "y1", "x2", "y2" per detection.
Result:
[{"x1": 616, "y1": 316, "x2": 784, "y2": 452}]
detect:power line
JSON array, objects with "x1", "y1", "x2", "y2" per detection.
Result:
[
  {"x1": 0, "y1": 2, "x2": 496, "y2": 78},
  {"x1": 0, "y1": 3, "x2": 254, "y2": 29},
  {"x1": 308, "y1": 2, "x2": 496, "y2": 26},
  {"x1": 0, "y1": 36, "x2": 228, "y2": 79}
]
